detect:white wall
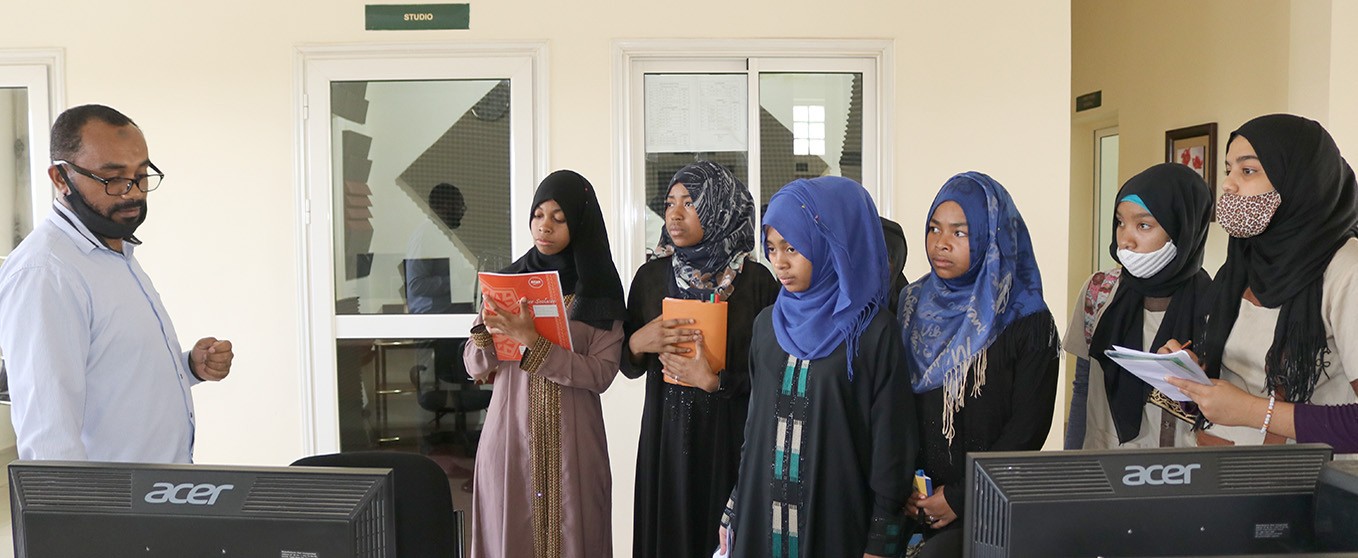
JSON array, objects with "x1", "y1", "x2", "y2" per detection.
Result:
[{"x1": 1, "y1": 0, "x2": 1071, "y2": 552}]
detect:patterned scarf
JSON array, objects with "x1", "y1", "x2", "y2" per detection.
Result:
[
  {"x1": 900, "y1": 172, "x2": 1049, "y2": 441},
  {"x1": 652, "y1": 161, "x2": 756, "y2": 300}
]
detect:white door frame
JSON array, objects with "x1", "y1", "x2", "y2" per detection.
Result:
[
  {"x1": 0, "y1": 49, "x2": 65, "y2": 224},
  {"x1": 295, "y1": 42, "x2": 548, "y2": 454},
  {"x1": 611, "y1": 39, "x2": 894, "y2": 280}
]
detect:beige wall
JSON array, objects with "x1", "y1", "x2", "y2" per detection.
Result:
[
  {"x1": 2, "y1": 0, "x2": 1071, "y2": 551},
  {"x1": 1330, "y1": 0, "x2": 1358, "y2": 156},
  {"x1": 1070, "y1": 0, "x2": 1292, "y2": 301},
  {"x1": 1067, "y1": 0, "x2": 1357, "y2": 428}
]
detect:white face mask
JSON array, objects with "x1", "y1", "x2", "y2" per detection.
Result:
[{"x1": 1117, "y1": 240, "x2": 1177, "y2": 279}]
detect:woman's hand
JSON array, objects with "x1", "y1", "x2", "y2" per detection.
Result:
[
  {"x1": 1157, "y1": 338, "x2": 1201, "y2": 368},
  {"x1": 1165, "y1": 377, "x2": 1268, "y2": 428},
  {"x1": 629, "y1": 316, "x2": 699, "y2": 355},
  {"x1": 657, "y1": 334, "x2": 720, "y2": 392},
  {"x1": 915, "y1": 486, "x2": 957, "y2": 529},
  {"x1": 483, "y1": 297, "x2": 541, "y2": 348},
  {"x1": 717, "y1": 526, "x2": 729, "y2": 556}
]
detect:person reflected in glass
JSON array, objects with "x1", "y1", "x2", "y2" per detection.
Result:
[{"x1": 405, "y1": 182, "x2": 475, "y2": 314}]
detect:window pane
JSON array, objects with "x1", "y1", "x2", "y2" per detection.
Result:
[
  {"x1": 331, "y1": 80, "x2": 512, "y2": 315},
  {"x1": 757, "y1": 73, "x2": 863, "y2": 211},
  {"x1": 642, "y1": 74, "x2": 749, "y2": 255},
  {"x1": 0, "y1": 87, "x2": 33, "y2": 255},
  {"x1": 336, "y1": 337, "x2": 490, "y2": 453},
  {"x1": 336, "y1": 334, "x2": 486, "y2": 549},
  {"x1": 1096, "y1": 132, "x2": 1120, "y2": 271}
]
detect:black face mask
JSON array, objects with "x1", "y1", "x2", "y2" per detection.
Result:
[{"x1": 58, "y1": 166, "x2": 148, "y2": 240}]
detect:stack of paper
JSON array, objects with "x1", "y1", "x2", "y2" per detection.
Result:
[{"x1": 1102, "y1": 346, "x2": 1211, "y2": 401}]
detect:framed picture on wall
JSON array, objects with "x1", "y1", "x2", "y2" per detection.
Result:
[{"x1": 1165, "y1": 123, "x2": 1218, "y2": 218}]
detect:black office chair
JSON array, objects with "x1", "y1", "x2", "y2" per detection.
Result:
[
  {"x1": 410, "y1": 338, "x2": 493, "y2": 456},
  {"x1": 291, "y1": 451, "x2": 461, "y2": 558}
]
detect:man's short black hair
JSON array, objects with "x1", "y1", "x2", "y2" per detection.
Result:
[
  {"x1": 50, "y1": 104, "x2": 137, "y2": 162},
  {"x1": 430, "y1": 182, "x2": 467, "y2": 229}
]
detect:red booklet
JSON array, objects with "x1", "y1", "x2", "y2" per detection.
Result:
[{"x1": 478, "y1": 271, "x2": 574, "y2": 361}]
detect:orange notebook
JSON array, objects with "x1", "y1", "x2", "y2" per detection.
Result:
[
  {"x1": 661, "y1": 297, "x2": 728, "y2": 386},
  {"x1": 478, "y1": 271, "x2": 574, "y2": 361}
]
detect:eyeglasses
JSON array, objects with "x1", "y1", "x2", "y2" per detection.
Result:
[{"x1": 53, "y1": 159, "x2": 164, "y2": 196}]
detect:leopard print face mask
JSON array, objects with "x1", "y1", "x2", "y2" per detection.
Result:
[{"x1": 1216, "y1": 189, "x2": 1282, "y2": 238}]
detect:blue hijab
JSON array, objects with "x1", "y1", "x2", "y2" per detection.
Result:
[
  {"x1": 763, "y1": 176, "x2": 890, "y2": 379},
  {"x1": 899, "y1": 172, "x2": 1048, "y2": 439}
]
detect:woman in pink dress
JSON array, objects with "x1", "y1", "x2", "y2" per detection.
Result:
[{"x1": 464, "y1": 170, "x2": 628, "y2": 558}]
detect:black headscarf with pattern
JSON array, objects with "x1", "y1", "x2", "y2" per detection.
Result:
[{"x1": 651, "y1": 161, "x2": 756, "y2": 300}]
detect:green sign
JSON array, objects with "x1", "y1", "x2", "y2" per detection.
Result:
[
  {"x1": 1075, "y1": 90, "x2": 1102, "y2": 112},
  {"x1": 365, "y1": 4, "x2": 469, "y2": 30}
]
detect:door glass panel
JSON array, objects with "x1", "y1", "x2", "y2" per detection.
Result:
[
  {"x1": 0, "y1": 87, "x2": 33, "y2": 255},
  {"x1": 337, "y1": 332, "x2": 489, "y2": 554},
  {"x1": 757, "y1": 73, "x2": 863, "y2": 213},
  {"x1": 642, "y1": 74, "x2": 748, "y2": 257},
  {"x1": 331, "y1": 80, "x2": 512, "y2": 315},
  {"x1": 1095, "y1": 131, "x2": 1120, "y2": 271}
]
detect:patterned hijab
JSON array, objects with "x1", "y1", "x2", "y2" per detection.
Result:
[
  {"x1": 763, "y1": 176, "x2": 890, "y2": 379},
  {"x1": 899, "y1": 172, "x2": 1048, "y2": 441},
  {"x1": 652, "y1": 161, "x2": 757, "y2": 300},
  {"x1": 501, "y1": 170, "x2": 627, "y2": 330}
]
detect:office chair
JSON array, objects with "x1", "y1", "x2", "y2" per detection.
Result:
[
  {"x1": 410, "y1": 338, "x2": 493, "y2": 456},
  {"x1": 291, "y1": 451, "x2": 461, "y2": 558}
]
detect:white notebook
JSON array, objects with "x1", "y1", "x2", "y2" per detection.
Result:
[{"x1": 1102, "y1": 345, "x2": 1212, "y2": 401}]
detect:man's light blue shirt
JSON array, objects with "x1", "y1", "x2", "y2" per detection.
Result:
[{"x1": 0, "y1": 202, "x2": 198, "y2": 463}]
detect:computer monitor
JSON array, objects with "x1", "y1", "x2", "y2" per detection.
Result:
[
  {"x1": 9, "y1": 460, "x2": 395, "y2": 558},
  {"x1": 1314, "y1": 460, "x2": 1358, "y2": 552},
  {"x1": 964, "y1": 444, "x2": 1333, "y2": 557}
]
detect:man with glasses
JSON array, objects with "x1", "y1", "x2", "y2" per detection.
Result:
[{"x1": 0, "y1": 104, "x2": 233, "y2": 463}]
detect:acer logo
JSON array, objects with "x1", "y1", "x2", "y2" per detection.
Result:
[
  {"x1": 143, "y1": 482, "x2": 235, "y2": 505},
  {"x1": 1122, "y1": 463, "x2": 1201, "y2": 486}
]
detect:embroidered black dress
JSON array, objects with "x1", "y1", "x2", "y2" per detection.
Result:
[
  {"x1": 624, "y1": 256, "x2": 779, "y2": 558},
  {"x1": 723, "y1": 307, "x2": 916, "y2": 557}
]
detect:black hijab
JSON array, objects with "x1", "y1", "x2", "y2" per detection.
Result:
[
  {"x1": 1201, "y1": 114, "x2": 1358, "y2": 404},
  {"x1": 1089, "y1": 163, "x2": 1213, "y2": 443},
  {"x1": 501, "y1": 170, "x2": 627, "y2": 330},
  {"x1": 880, "y1": 217, "x2": 909, "y2": 311}
]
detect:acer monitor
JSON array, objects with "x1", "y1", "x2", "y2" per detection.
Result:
[
  {"x1": 1314, "y1": 460, "x2": 1358, "y2": 552},
  {"x1": 8, "y1": 460, "x2": 395, "y2": 558},
  {"x1": 963, "y1": 444, "x2": 1334, "y2": 557}
]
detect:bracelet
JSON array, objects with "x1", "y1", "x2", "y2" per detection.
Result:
[{"x1": 1260, "y1": 395, "x2": 1277, "y2": 434}]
